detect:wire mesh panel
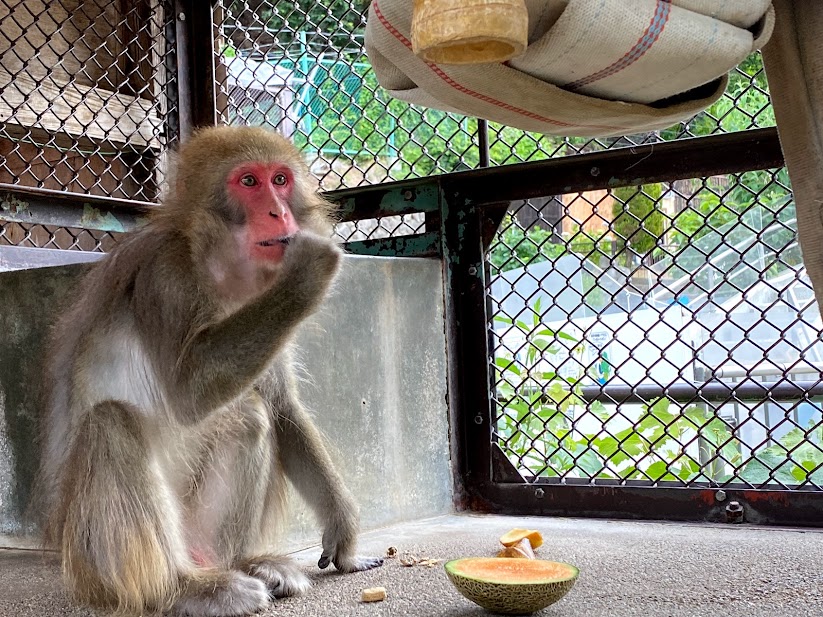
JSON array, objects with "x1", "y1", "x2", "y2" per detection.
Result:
[
  {"x1": 481, "y1": 50, "x2": 823, "y2": 494},
  {"x1": 0, "y1": 221, "x2": 120, "y2": 251},
  {"x1": 332, "y1": 214, "x2": 426, "y2": 243},
  {"x1": 213, "y1": 0, "x2": 481, "y2": 191},
  {"x1": 212, "y1": 0, "x2": 478, "y2": 241},
  {"x1": 488, "y1": 165, "x2": 823, "y2": 489},
  {"x1": 0, "y1": 0, "x2": 179, "y2": 203}
]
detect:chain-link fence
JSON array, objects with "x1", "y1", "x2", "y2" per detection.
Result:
[
  {"x1": 0, "y1": 1, "x2": 781, "y2": 249},
  {"x1": 214, "y1": 4, "x2": 774, "y2": 180},
  {"x1": 488, "y1": 165, "x2": 823, "y2": 489},
  {"x1": 0, "y1": 0, "x2": 178, "y2": 251},
  {"x1": 214, "y1": 0, "x2": 479, "y2": 191},
  {"x1": 0, "y1": 221, "x2": 119, "y2": 252},
  {"x1": 211, "y1": 2, "x2": 777, "y2": 244},
  {"x1": 0, "y1": 0, "x2": 820, "y2": 506}
]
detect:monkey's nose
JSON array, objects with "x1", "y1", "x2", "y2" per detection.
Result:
[{"x1": 269, "y1": 211, "x2": 280, "y2": 219}]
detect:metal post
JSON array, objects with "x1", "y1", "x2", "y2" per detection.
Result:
[{"x1": 176, "y1": 0, "x2": 219, "y2": 134}]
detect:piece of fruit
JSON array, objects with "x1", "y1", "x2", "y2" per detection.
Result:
[
  {"x1": 499, "y1": 528, "x2": 543, "y2": 549},
  {"x1": 444, "y1": 557, "x2": 578, "y2": 615},
  {"x1": 496, "y1": 537, "x2": 535, "y2": 559},
  {"x1": 361, "y1": 587, "x2": 387, "y2": 602}
]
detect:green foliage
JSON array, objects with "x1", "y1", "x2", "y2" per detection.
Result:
[
  {"x1": 228, "y1": 1, "x2": 369, "y2": 54},
  {"x1": 611, "y1": 183, "x2": 665, "y2": 259},
  {"x1": 658, "y1": 53, "x2": 791, "y2": 249},
  {"x1": 488, "y1": 215, "x2": 565, "y2": 273},
  {"x1": 495, "y1": 299, "x2": 822, "y2": 485},
  {"x1": 488, "y1": 217, "x2": 617, "y2": 274},
  {"x1": 660, "y1": 54, "x2": 773, "y2": 139}
]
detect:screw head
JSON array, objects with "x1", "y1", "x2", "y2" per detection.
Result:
[
  {"x1": 474, "y1": 415, "x2": 483, "y2": 425},
  {"x1": 468, "y1": 266, "x2": 478, "y2": 276},
  {"x1": 178, "y1": 11, "x2": 186, "y2": 20},
  {"x1": 403, "y1": 189, "x2": 414, "y2": 200},
  {"x1": 725, "y1": 500, "x2": 744, "y2": 523},
  {"x1": 715, "y1": 490, "x2": 727, "y2": 502},
  {"x1": 535, "y1": 488, "x2": 545, "y2": 499},
  {"x1": 590, "y1": 166, "x2": 600, "y2": 177}
]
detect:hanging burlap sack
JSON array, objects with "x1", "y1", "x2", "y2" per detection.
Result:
[{"x1": 365, "y1": 0, "x2": 774, "y2": 137}]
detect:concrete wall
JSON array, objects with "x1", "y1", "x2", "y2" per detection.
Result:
[{"x1": 0, "y1": 253, "x2": 453, "y2": 550}]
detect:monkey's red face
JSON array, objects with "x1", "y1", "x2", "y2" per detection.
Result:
[{"x1": 226, "y1": 162, "x2": 300, "y2": 263}]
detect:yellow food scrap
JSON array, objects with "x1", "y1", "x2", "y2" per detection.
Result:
[
  {"x1": 361, "y1": 587, "x2": 387, "y2": 603},
  {"x1": 499, "y1": 528, "x2": 543, "y2": 549},
  {"x1": 496, "y1": 537, "x2": 535, "y2": 559}
]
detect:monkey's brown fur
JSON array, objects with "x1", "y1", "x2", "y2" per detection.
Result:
[{"x1": 34, "y1": 126, "x2": 383, "y2": 616}]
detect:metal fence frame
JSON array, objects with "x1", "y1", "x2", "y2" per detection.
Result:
[
  {"x1": 378, "y1": 127, "x2": 823, "y2": 529},
  {"x1": 2, "y1": 1, "x2": 822, "y2": 527}
]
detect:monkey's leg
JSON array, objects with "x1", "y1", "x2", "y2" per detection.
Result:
[
  {"x1": 59, "y1": 401, "x2": 184, "y2": 612},
  {"x1": 273, "y1": 396, "x2": 384, "y2": 574},
  {"x1": 60, "y1": 401, "x2": 269, "y2": 617},
  {"x1": 193, "y1": 393, "x2": 312, "y2": 599},
  {"x1": 235, "y1": 554, "x2": 312, "y2": 599}
]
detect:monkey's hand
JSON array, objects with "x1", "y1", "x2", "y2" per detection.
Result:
[
  {"x1": 317, "y1": 519, "x2": 384, "y2": 573},
  {"x1": 278, "y1": 231, "x2": 343, "y2": 308}
]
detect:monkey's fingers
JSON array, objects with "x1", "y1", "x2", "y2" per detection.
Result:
[
  {"x1": 333, "y1": 555, "x2": 385, "y2": 573},
  {"x1": 351, "y1": 556, "x2": 385, "y2": 571},
  {"x1": 318, "y1": 553, "x2": 332, "y2": 569}
]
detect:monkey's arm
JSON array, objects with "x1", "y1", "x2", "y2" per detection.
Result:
[
  {"x1": 151, "y1": 233, "x2": 341, "y2": 423},
  {"x1": 266, "y1": 375, "x2": 383, "y2": 573}
]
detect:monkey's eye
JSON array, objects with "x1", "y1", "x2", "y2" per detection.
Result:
[
  {"x1": 240, "y1": 174, "x2": 257, "y2": 187},
  {"x1": 273, "y1": 173, "x2": 288, "y2": 186}
]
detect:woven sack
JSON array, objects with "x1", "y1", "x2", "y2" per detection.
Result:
[{"x1": 365, "y1": 0, "x2": 774, "y2": 137}]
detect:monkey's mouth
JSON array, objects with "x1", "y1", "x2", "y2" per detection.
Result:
[{"x1": 256, "y1": 236, "x2": 292, "y2": 247}]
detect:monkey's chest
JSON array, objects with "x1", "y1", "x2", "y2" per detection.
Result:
[{"x1": 81, "y1": 332, "x2": 165, "y2": 416}]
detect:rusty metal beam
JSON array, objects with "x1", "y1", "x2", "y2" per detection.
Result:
[{"x1": 0, "y1": 185, "x2": 148, "y2": 233}]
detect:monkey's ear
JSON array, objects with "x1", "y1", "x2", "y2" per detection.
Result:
[{"x1": 318, "y1": 195, "x2": 341, "y2": 226}]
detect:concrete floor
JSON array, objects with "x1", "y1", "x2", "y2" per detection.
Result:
[{"x1": 1, "y1": 514, "x2": 822, "y2": 616}]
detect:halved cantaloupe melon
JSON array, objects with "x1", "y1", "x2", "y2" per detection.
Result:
[
  {"x1": 499, "y1": 528, "x2": 543, "y2": 549},
  {"x1": 445, "y1": 557, "x2": 578, "y2": 615}
]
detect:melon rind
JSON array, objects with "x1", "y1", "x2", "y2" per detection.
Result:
[
  {"x1": 444, "y1": 558, "x2": 578, "y2": 615},
  {"x1": 499, "y1": 528, "x2": 544, "y2": 549}
]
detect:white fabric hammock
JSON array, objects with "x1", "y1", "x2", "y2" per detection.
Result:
[{"x1": 365, "y1": 0, "x2": 774, "y2": 137}]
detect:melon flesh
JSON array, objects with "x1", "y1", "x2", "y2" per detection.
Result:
[
  {"x1": 499, "y1": 528, "x2": 543, "y2": 549},
  {"x1": 449, "y1": 558, "x2": 574, "y2": 583},
  {"x1": 445, "y1": 557, "x2": 578, "y2": 615}
]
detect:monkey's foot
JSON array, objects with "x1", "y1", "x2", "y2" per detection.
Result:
[
  {"x1": 171, "y1": 571, "x2": 269, "y2": 617},
  {"x1": 318, "y1": 553, "x2": 385, "y2": 573},
  {"x1": 237, "y1": 555, "x2": 312, "y2": 599}
]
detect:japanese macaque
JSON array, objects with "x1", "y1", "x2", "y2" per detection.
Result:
[{"x1": 34, "y1": 126, "x2": 383, "y2": 616}]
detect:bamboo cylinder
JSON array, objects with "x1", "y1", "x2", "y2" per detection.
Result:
[{"x1": 411, "y1": 0, "x2": 529, "y2": 65}]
